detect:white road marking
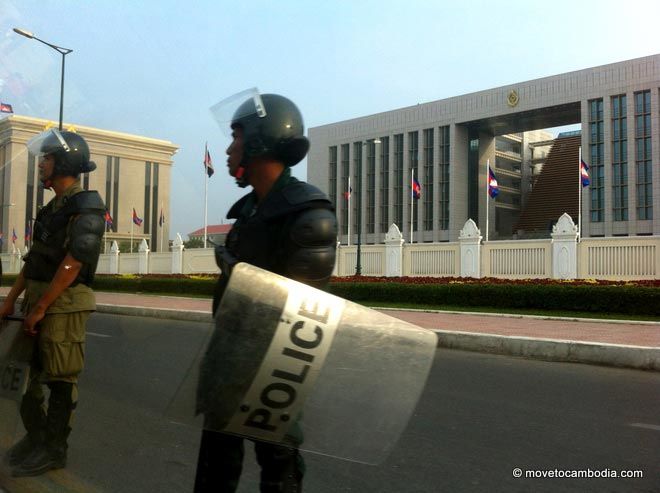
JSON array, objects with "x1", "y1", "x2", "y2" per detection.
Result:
[
  {"x1": 87, "y1": 331, "x2": 112, "y2": 338},
  {"x1": 629, "y1": 423, "x2": 660, "y2": 431}
]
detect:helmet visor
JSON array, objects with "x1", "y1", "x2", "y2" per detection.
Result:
[
  {"x1": 26, "y1": 129, "x2": 70, "y2": 158},
  {"x1": 210, "y1": 87, "x2": 266, "y2": 137}
]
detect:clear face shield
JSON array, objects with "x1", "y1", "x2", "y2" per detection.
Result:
[
  {"x1": 26, "y1": 128, "x2": 70, "y2": 159},
  {"x1": 209, "y1": 87, "x2": 267, "y2": 137}
]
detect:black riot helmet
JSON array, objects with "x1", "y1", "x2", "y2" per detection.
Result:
[
  {"x1": 27, "y1": 129, "x2": 97, "y2": 179},
  {"x1": 231, "y1": 94, "x2": 310, "y2": 168}
]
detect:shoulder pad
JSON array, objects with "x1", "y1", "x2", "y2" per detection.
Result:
[
  {"x1": 262, "y1": 182, "x2": 332, "y2": 219},
  {"x1": 70, "y1": 191, "x2": 105, "y2": 213}
]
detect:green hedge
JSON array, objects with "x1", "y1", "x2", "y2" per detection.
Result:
[
  {"x1": 2, "y1": 274, "x2": 657, "y2": 316},
  {"x1": 326, "y1": 282, "x2": 660, "y2": 316}
]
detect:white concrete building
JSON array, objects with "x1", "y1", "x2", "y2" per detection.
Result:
[{"x1": 308, "y1": 54, "x2": 660, "y2": 243}]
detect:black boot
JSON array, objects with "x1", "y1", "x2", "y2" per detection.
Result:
[
  {"x1": 11, "y1": 381, "x2": 74, "y2": 477},
  {"x1": 5, "y1": 392, "x2": 46, "y2": 467}
]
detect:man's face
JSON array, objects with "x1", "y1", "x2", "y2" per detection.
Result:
[
  {"x1": 38, "y1": 154, "x2": 55, "y2": 183},
  {"x1": 226, "y1": 126, "x2": 244, "y2": 177}
]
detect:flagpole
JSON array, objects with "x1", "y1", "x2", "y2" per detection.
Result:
[
  {"x1": 578, "y1": 146, "x2": 582, "y2": 242},
  {"x1": 130, "y1": 212, "x2": 134, "y2": 253},
  {"x1": 204, "y1": 143, "x2": 209, "y2": 248},
  {"x1": 486, "y1": 159, "x2": 489, "y2": 242},
  {"x1": 410, "y1": 168, "x2": 414, "y2": 244},
  {"x1": 347, "y1": 176, "x2": 351, "y2": 246}
]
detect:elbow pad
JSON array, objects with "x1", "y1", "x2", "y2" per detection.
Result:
[
  {"x1": 284, "y1": 207, "x2": 337, "y2": 287},
  {"x1": 69, "y1": 213, "x2": 105, "y2": 264}
]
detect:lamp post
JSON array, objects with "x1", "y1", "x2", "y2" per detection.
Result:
[
  {"x1": 355, "y1": 138, "x2": 381, "y2": 276},
  {"x1": 13, "y1": 28, "x2": 73, "y2": 130}
]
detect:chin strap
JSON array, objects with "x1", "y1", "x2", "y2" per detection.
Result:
[{"x1": 42, "y1": 179, "x2": 53, "y2": 189}]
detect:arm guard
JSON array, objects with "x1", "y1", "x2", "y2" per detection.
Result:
[
  {"x1": 68, "y1": 212, "x2": 105, "y2": 264},
  {"x1": 283, "y1": 207, "x2": 337, "y2": 288}
]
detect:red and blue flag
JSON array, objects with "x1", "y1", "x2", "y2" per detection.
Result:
[{"x1": 488, "y1": 167, "x2": 499, "y2": 198}]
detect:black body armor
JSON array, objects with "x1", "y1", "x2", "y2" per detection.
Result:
[
  {"x1": 213, "y1": 179, "x2": 337, "y2": 315},
  {"x1": 24, "y1": 191, "x2": 105, "y2": 286}
]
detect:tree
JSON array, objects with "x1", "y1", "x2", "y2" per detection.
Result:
[{"x1": 184, "y1": 237, "x2": 205, "y2": 249}]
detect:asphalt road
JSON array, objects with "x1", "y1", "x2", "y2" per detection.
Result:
[{"x1": 1, "y1": 312, "x2": 659, "y2": 493}]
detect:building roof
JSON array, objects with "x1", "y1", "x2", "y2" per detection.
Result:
[{"x1": 189, "y1": 224, "x2": 233, "y2": 237}]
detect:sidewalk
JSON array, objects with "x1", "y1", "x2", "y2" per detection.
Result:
[{"x1": 2, "y1": 289, "x2": 659, "y2": 370}]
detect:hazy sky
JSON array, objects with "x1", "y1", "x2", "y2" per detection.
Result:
[{"x1": 1, "y1": 0, "x2": 658, "y2": 239}]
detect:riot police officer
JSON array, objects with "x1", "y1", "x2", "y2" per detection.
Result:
[
  {"x1": 194, "y1": 92, "x2": 338, "y2": 492},
  {"x1": 0, "y1": 129, "x2": 105, "y2": 477}
]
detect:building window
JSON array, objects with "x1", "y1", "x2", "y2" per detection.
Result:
[
  {"x1": 328, "y1": 146, "x2": 337, "y2": 208},
  {"x1": 144, "y1": 162, "x2": 152, "y2": 233},
  {"x1": 340, "y1": 144, "x2": 350, "y2": 239},
  {"x1": 366, "y1": 141, "x2": 376, "y2": 234},
  {"x1": 438, "y1": 125, "x2": 450, "y2": 230},
  {"x1": 151, "y1": 163, "x2": 159, "y2": 251},
  {"x1": 408, "y1": 131, "x2": 419, "y2": 233},
  {"x1": 611, "y1": 95, "x2": 628, "y2": 221},
  {"x1": 589, "y1": 98, "x2": 604, "y2": 222},
  {"x1": 352, "y1": 142, "x2": 362, "y2": 234},
  {"x1": 423, "y1": 129, "x2": 434, "y2": 231},
  {"x1": 379, "y1": 136, "x2": 390, "y2": 233},
  {"x1": 113, "y1": 157, "x2": 120, "y2": 231},
  {"x1": 635, "y1": 90, "x2": 652, "y2": 220},
  {"x1": 393, "y1": 134, "x2": 404, "y2": 228}
]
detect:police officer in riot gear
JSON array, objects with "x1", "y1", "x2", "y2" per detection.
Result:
[
  {"x1": 0, "y1": 129, "x2": 105, "y2": 477},
  {"x1": 195, "y1": 92, "x2": 337, "y2": 492}
]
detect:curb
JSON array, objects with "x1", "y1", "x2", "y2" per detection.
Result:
[
  {"x1": 93, "y1": 303, "x2": 660, "y2": 372},
  {"x1": 434, "y1": 330, "x2": 660, "y2": 371},
  {"x1": 96, "y1": 303, "x2": 212, "y2": 324}
]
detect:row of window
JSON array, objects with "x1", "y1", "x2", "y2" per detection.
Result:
[
  {"x1": 588, "y1": 90, "x2": 653, "y2": 222},
  {"x1": 328, "y1": 126, "x2": 451, "y2": 237}
]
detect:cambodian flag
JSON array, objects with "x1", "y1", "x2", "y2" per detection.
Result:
[
  {"x1": 580, "y1": 159, "x2": 590, "y2": 187},
  {"x1": 488, "y1": 167, "x2": 499, "y2": 198},
  {"x1": 132, "y1": 208, "x2": 143, "y2": 226},
  {"x1": 343, "y1": 186, "x2": 352, "y2": 200},
  {"x1": 12, "y1": 228, "x2": 17, "y2": 243},
  {"x1": 104, "y1": 210, "x2": 113, "y2": 227},
  {"x1": 412, "y1": 178, "x2": 421, "y2": 199}
]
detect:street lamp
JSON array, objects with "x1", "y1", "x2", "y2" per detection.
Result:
[
  {"x1": 355, "y1": 138, "x2": 381, "y2": 276},
  {"x1": 13, "y1": 28, "x2": 73, "y2": 130}
]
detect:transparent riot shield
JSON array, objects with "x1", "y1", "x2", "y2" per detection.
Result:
[
  {"x1": 0, "y1": 317, "x2": 33, "y2": 453},
  {"x1": 167, "y1": 263, "x2": 436, "y2": 465}
]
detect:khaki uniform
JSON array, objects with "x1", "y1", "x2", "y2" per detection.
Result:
[{"x1": 22, "y1": 182, "x2": 96, "y2": 388}]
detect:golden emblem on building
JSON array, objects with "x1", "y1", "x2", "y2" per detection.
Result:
[{"x1": 507, "y1": 90, "x2": 519, "y2": 107}]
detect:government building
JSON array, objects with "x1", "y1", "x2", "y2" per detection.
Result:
[
  {"x1": 307, "y1": 55, "x2": 659, "y2": 243},
  {"x1": 0, "y1": 115, "x2": 178, "y2": 253}
]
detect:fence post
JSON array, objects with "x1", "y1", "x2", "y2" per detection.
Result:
[
  {"x1": 385, "y1": 224, "x2": 404, "y2": 277},
  {"x1": 138, "y1": 239, "x2": 150, "y2": 275},
  {"x1": 333, "y1": 241, "x2": 341, "y2": 277},
  {"x1": 459, "y1": 219, "x2": 482, "y2": 278},
  {"x1": 551, "y1": 213, "x2": 578, "y2": 279},
  {"x1": 171, "y1": 233, "x2": 184, "y2": 274},
  {"x1": 109, "y1": 241, "x2": 119, "y2": 274}
]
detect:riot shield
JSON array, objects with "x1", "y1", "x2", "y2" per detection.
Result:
[
  {"x1": 167, "y1": 263, "x2": 436, "y2": 465},
  {"x1": 0, "y1": 317, "x2": 33, "y2": 452}
]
